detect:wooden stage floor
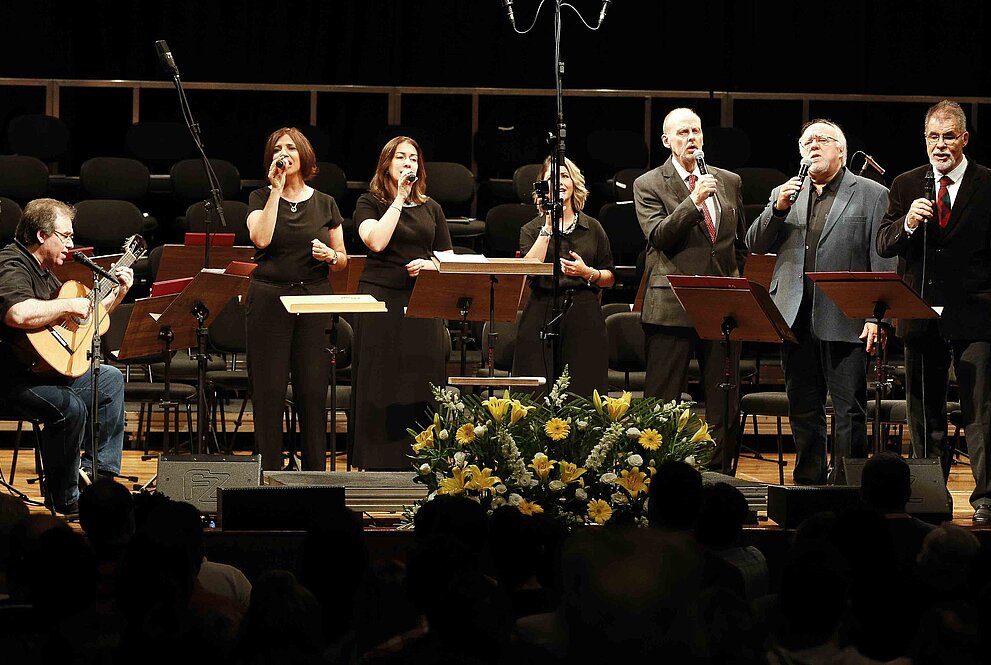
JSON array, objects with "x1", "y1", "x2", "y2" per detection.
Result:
[{"x1": 0, "y1": 445, "x2": 983, "y2": 528}]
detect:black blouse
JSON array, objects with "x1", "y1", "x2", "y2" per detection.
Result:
[
  {"x1": 354, "y1": 194, "x2": 452, "y2": 290},
  {"x1": 519, "y1": 212, "x2": 615, "y2": 292},
  {"x1": 247, "y1": 187, "x2": 343, "y2": 283}
]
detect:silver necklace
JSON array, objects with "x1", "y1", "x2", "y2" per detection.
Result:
[{"x1": 289, "y1": 200, "x2": 299, "y2": 213}]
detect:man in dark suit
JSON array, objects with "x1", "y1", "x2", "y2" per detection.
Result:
[
  {"x1": 876, "y1": 100, "x2": 991, "y2": 523},
  {"x1": 634, "y1": 108, "x2": 748, "y2": 473},
  {"x1": 747, "y1": 119, "x2": 895, "y2": 485}
]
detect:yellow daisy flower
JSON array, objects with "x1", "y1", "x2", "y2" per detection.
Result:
[
  {"x1": 638, "y1": 428, "x2": 662, "y2": 451},
  {"x1": 437, "y1": 466, "x2": 469, "y2": 495},
  {"x1": 557, "y1": 460, "x2": 586, "y2": 484},
  {"x1": 544, "y1": 417, "x2": 570, "y2": 441},
  {"x1": 465, "y1": 465, "x2": 501, "y2": 494},
  {"x1": 587, "y1": 499, "x2": 613, "y2": 525},
  {"x1": 455, "y1": 423, "x2": 476, "y2": 446},
  {"x1": 517, "y1": 499, "x2": 544, "y2": 516},
  {"x1": 616, "y1": 466, "x2": 650, "y2": 498}
]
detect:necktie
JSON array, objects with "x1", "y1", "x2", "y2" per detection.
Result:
[
  {"x1": 937, "y1": 175, "x2": 952, "y2": 228},
  {"x1": 687, "y1": 174, "x2": 717, "y2": 242}
]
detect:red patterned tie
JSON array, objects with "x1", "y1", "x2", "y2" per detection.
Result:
[
  {"x1": 937, "y1": 175, "x2": 952, "y2": 228},
  {"x1": 687, "y1": 174, "x2": 717, "y2": 242}
]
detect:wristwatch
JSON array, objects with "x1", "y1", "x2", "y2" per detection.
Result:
[
  {"x1": 330, "y1": 250, "x2": 339, "y2": 265},
  {"x1": 538, "y1": 227, "x2": 552, "y2": 237}
]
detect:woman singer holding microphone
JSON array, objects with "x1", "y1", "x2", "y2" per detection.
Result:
[
  {"x1": 513, "y1": 156, "x2": 614, "y2": 396},
  {"x1": 246, "y1": 127, "x2": 348, "y2": 472},
  {"x1": 351, "y1": 136, "x2": 454, "y2": 470}
]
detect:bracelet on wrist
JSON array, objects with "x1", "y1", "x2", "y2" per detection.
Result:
[{"x1": 390, "y1": 204, "x2": 403, "y2": 212}]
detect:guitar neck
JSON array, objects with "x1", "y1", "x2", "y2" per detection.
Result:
[{"x1": 91, "y1": 247, "x2": 140, "y2": 302}]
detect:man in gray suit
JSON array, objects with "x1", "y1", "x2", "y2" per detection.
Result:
[
  {"x1": 634, "y1": 108, "x2": 749, "y2": 473},
  {"x1": 747, "y1": 119, "x2": 895, "y2": 484}
]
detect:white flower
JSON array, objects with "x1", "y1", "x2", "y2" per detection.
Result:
[
  {"x1": 532, "y1": 452, "x2": 549, "y2": 464},
  {"x1": 474, "y1": 425, "x2": 487, "y2": 438},
  {"x1": 627, "y1": 454, "x2": 643, "y2": 467},
  {"x1": 494, "y1": 484, "x2": 508, "y2": 495},
  {"x1": 438, "y1": 429, "x2": 449, "y2": 441},
  {"x1": 453, "y1": 451, "x2": 467, "y2": 466},
  {"x1": 626, "y1": 427, "x2": 641, "y2": 439},
  {"x1": 508, "y1": 493, "x2": 524, "y2": 506},
  {"x1": 577, "y1": 420, "x2": 588, "y2": 430},
  {"x1": 611, "y1": 492, "x2": 629, "y2": 505},
  {"x1": 575, "y1": 488, "x2": 588, "y2": 501},
  {"x1": 549, "y1": 480, "x2": 566, "y2": 492},
  {"x1": 600, "y1": 472, "x2": 618, "y2": 484},
  {"x1": 418, "y1": 464, "x2": 431, "y2": 475},
  {"x1": 685, "y1": 455, "x2": 696, "y2": 467}
]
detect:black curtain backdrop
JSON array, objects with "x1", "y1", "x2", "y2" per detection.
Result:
[{"x1": 2, "y1": 0, "x2": 988, "y2": 93}]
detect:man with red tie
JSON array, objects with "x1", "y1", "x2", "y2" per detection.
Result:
[{"x1": 877, "y1": 100, "x2": 991, "y2": 524}]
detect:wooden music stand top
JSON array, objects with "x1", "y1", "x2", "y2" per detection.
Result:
[
  {"x1": 447, "y1": 376, "x2": 547, "y2": 388},
  {"x1": 806, "y1": 271, "x2": 940, "y2": 321},
  {"x1": 407, "y1": 271, "x2": 524, "y2": 323},
  {"x1": 280, "y1": 294, "x2": 386, "y2": 314},
  {"x1": 667, "y1": 275, "x2": 796, "y2": 344},
  {"x1": 329, "y1": 255, "x2": 366, "y2": 295},
  {"x1": 156, "y1": 244, "x2": 256, "y2": 282},
  {"x1": 119, "y1": 270, "x2": 250, "y2": 359},
  {"x1": 431, "y1": 253, "x2": 553, "y2": 276}
]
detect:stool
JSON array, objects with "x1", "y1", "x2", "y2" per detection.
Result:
[
  {"x1": 0, "y1": 407, "x2": 52, "y2": 514},
  {"x1": 734, "y1": 391, "x2": 789, "y2": 485}
]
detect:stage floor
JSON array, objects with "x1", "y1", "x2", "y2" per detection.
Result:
[{"x1": 0, "y1": 447, "x2": 984, "y2": 528}]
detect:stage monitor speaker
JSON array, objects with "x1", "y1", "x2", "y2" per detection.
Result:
[
  {"x1": 766, "y1": 485, "x2": 862, "y2": 529},
  {"x1": 157, "y1": 454, "x2": 262, "y2": 514},
  {"x1": 841, "y1": 457, "x2": 953, "y2": 524},
  {"x1": 217, "y1": 485, "x2": 346, "y2": 531}
]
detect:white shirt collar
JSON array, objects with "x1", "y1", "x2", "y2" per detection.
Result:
[
  {"x1": 934, "y1": 155, "x2": 968, "y2": 184},
  {"x1": 672, "y1": 158, "x2": 701, "y2": 182}
]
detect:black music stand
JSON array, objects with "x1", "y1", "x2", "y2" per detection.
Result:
[
  {"x1": 668, "y1": 275, "x2": 797, "y2": 471},
  {"x1": 281, "y1": 294, "x2": 387, "y2": 471},
  {"x1": 121, "y1": 271, "x2": 250, "y2": 454},
  {"x1": 807, "y1": 271, "x2": 940, "y2": 454}
]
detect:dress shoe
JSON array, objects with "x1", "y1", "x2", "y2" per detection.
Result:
[
  {"x1": 973, "y1": 505, "x2": 991, "y2": 525},
  {"x1": 44, "y1": 498, "x2": 80, "y2": 519}
]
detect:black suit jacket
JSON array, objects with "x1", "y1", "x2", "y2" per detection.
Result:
[
  {"x1": 634, "y1": 157, "x2": 748, "y2": 327},
  {"x1": 876, "y1": 161, "x2": 991, "y2": 339}
]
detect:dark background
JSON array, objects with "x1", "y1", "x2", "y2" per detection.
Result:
[{"x1": 2, "y1": 0, "x2": 989, "y2": 182}]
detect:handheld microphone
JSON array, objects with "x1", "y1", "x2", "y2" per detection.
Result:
[
  {"x1": 74, "y1": 252, "x2": 120, "y2": 285},
  {"x1": 788, "y1": 158, "x2": 813, "y2": 204},
  {"x1": 597, "y1": 0, "x2": 614, "y2": 26},
  {"x1": 155, "y1": 40, "x2": 179, "y2": 76},
  {"x1": 862, "y1": 153, "x2": 886, "y2": 175},
  {"x1": 276, "y1": 157, "x2": 287, "y2": 170},
  {"x1": 923, "y1": 170, "x2": 935, "y2": 202},
  {"x1": 693, "y1": 150, "x2": 711, "y2": 200},
  {"x1": 403, "y1": 171, "x2": 418, "y2": 185},
  {"x1": 501, "y1": 0, "x2": 516, "y2": 28}
]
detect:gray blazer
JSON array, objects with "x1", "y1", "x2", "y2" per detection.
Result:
[
  {"x1": 634, "y1": 157, "x2": 748, "y2": 328},
  {"x1": 745, "y1": 168, "x2": 896, "y2": 343}
]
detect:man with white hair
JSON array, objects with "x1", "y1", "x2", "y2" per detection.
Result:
[{"x1": 747, "y1": 119, "x2": 895, "y2": 485}]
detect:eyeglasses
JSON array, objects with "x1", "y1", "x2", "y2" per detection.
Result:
[
  {"x1": 925, "y1": 132, "x2": 963, "y2": 145},
  {"x1": 800, "y1": 135, "x2": 839, "y2": 149},
  {"x1": 51, "y1": 230, "x2": 74, "y2": 244}
]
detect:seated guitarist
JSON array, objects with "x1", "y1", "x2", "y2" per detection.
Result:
[{"x1": 0, "y1": 199, "x2": 133, "y2": 517}]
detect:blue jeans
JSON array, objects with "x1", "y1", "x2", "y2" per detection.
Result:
[{"x1": 6, "y1": 365, "x2": 125, "y2": 506}]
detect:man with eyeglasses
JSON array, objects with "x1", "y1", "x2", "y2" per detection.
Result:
[
  {"x1": 877, "y1": 100, "x2": 991, "y2": 524},
  {"x1": 634, "y1": 107, "x2": 749, "y2": 474},
  {"x1": 747, "y1": 119, "x2": 895, "y2": 485},
  {"x1": 0, "y1": 198, "x2": 133, "y2": 517}
]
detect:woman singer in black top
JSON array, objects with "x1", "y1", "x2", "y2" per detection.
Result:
[
  {"x1": 513, "y1": 156, "x2": 615, "y2": 396},
  {"x1": 351, "y1": 136, "x2": 454, "y2": 470},
  {"x1": 246, "y1": 127, "x2": 348, "y2": 471}
]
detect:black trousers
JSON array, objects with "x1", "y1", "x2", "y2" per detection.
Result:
[
  {"x1": 781, "y1": 310, "x2": 868, "y2": 485},
  {"x1": 643, "y1": 323, "x2": 741, "y2": 473},
  {"x1": 904, "y1": 321, "x2": 991, "y2": 508},
  {"x1": 246, "y1": 279, "x2": 333, "y2": 471}
]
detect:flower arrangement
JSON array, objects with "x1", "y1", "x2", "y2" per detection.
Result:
[{"x1": 405, "y1": 369, "x2": 715, "y2": 528}]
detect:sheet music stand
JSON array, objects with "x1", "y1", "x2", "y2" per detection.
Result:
[
  {"x1": 668, "y1": 275, "x2": 797, "y2": 471},
  {"x1": 281, "y1": 294, "x2": 387, "y2": 471},
  {"x1": 156, "y1": 244, "x2": 256, "y2": 282},
  {"x1": 427, "y1": 255, "x2": 550, "y2": 383},
  {"x1": 807, "y1": 271, "x2": 940, "y2": 454},
  {"x1": 121, "y1": 270, "x2": 251, "y2": 454},
  {"x1": 407, "y1": 271, "x2": 525, "y2": 377},
  {"x1": 328, "y1": 255, "x2": 366, "y2": 296}
]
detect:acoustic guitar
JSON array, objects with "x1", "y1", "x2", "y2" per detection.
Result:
[{"x1": 25, "y1": 235, "x2": 147, "y2": 378}]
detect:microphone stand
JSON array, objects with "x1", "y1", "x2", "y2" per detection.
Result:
[
  {"x1": 506, "y1": 0, "x2": 611, "y2": 388},
  {"x1": 162, "y1": 54, "x2": 228, "y2": 270}
]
